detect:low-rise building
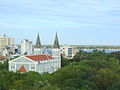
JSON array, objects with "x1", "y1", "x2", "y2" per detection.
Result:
[
  {"x1": 9, "y1": 55, "x2": 61, "y2": 74},
  {"x1": 2, "y1": 44, "x2": 15, "y2": 56},
  {"x1": 0, "y1": 56, "x2": 6, "y2": 64},
  {"x1": 60, "y1": 45, "x2": 74, "y2": 59}
]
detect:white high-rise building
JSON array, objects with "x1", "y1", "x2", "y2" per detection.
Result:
[{"x1": 21, "y1": 39, "x2": 33, "y2": 55}]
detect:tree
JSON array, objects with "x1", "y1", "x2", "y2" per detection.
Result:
[
  {"x1": 91, "y1": 68, "x2": 120, "y2": 90},
  {"x1": 107, "y1": 82, "x2": 120, "y2": 90},
  {"x1": 61, "y1": 58, "x2": 71, "y2": 67},
  {"x1": 109, "y1": 51, "x2": 120, "y2": 63},
  {"x1": 73, "y1": 50, "x2": 88, "y2": 62}
]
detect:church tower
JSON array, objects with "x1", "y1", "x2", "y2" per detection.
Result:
[
  {"x1": 53, "y1": 33, "x2": 60, "y2": 48},
  {"x1": 34, "y1": 33, "x2": 42, "y2": 55},
  {"x1": 52, "y1": 33, "x2": 61, "y2": 68},
  {"x1": 35, "y1": 33, "x2": 41, "y2": 48}
]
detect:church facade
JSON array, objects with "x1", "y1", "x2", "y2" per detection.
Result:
[{"x1": 9, "y1": 33, "x2": 61, "y2": 74}]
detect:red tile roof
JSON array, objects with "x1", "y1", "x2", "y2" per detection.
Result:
[
  {"x1": 19, "y1": 66, "x2": 27, "y2": 72},
  {"x1": 26, "y1": 55, "x2": 54, "y2": 61},
  {"x1": 0, "y1": 56, "x2": 6, "y2": 60}
]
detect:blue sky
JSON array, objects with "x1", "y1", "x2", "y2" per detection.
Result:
[{"x1": 0, "y1": 0, "x2": 120, "y2": 45}]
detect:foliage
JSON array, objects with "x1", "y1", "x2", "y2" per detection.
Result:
[{"x1": 0, "y1": 50, "x2": 120, "y2": 90}]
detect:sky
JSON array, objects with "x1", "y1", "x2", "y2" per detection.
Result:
[{"x1": 0, "y1": 0, "x2": 120, "y2": 45}]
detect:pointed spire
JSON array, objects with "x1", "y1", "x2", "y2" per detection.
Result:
[
  {"x1": 35, "y1": 33, "x2": 41, "y2": 48},
  {"x1": 53, "y1": 33, "x2": 60, "y2": 48}
]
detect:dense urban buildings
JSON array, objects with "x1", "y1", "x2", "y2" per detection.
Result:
[{"x1": 9, "y1": 33, "x2": 61, "y2": 74}]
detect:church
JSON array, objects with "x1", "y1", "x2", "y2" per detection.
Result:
[{"x1": 9, "y1": 33, "x2": 61, "y2": 74}]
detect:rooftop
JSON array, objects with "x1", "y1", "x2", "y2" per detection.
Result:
[{"x1": 26, "y1": 55, "x2": 54, "y2": 61}]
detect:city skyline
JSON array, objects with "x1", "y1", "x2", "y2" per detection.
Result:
[{"x1": 0, "y1": 0, "x2": 120, "y2": 45}]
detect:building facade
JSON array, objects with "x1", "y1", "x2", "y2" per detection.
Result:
[
  {"x1": 21, "y1": 39, "x2": 33, "y2": 55},
  {"x1": 60, "y1": 45, "x2": 74, "y2": 59},
  {"x1": 9, "y1": 55, "x2": 61, "y2": 74},
  {"x1": 0, "y1": 34, "x2": 14, "y2": 55}
]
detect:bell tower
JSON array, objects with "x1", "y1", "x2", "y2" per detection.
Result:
[
  {"x1": 35, "y1": 33, "x2": 41, "y2": 48},
  {"x1": 34, "y1": 33, "x2": 42, "y2": 55},
  {"x1": 53, "y1": 33, "x2": 60, "y2": 48},
  {"x1": 52, "y1": 33, "x2": 61, "y2": 68}
]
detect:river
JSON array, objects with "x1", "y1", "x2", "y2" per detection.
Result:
[{"x1": 82, "y1": 49, "x2": 120, "y2": 53}]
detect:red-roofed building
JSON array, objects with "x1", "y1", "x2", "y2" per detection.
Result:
[
  {"x1": 0, "y1": 56, "x2": 6, "y2": 64},
  {"x1": 26, "y1": 55, "x2": 54, "y2": 61},
  {"x1": 9, "y1": 55, "x2": 61, "y2": 74}
]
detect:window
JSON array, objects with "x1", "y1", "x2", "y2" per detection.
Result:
[
  {"x1": 31, "y1": 67, "x2": 35, "y2": 70},
  {"x1": 68, "y1": 48, "x2": 72, "y2": 57},
  {"x1": 11, "y1": 66, "x2": 15, "y2": 69}
]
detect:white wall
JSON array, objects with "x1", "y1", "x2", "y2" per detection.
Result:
[{"x1": 21, "y1": 39, "x2": 33, "y2": 55}]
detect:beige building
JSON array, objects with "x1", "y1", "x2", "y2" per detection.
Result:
[
  {"x1": 0, "y1": 34, "x2": 14, "y2": 55},
  {"x1": 60, "y1": 45, "x2": 74, "y2": 59}
]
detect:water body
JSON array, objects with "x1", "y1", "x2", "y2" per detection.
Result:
[{"x1": 82, "y1": 49, "x2": 120, "y2": 53}]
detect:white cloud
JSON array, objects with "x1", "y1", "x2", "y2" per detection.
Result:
[{"x1": 0, "y1": 0, "x2": 120, "y2": 28}]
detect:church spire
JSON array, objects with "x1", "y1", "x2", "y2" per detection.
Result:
[
  {"x1": 53, "y1": 33, "x2": 60, "y2": 48},
  {"x1": 35, "y1": 33, "x2": 41, "y2": 48}
]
